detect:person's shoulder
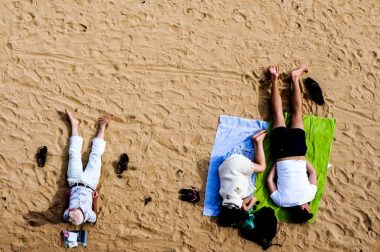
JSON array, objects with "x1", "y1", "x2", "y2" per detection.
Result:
[
  {"x1": 269, "y1": 190, "x2": 281, "y2": 206},
  {"x1": 235, "y1": 154, "x2": 254, "y2": 169},
  {"x1": 63, "y1": 208, "x2": 70, "y2": 220},
  {"x1": 308, "y1": 184, "x2": 317, "y2": 199},
  {"x1": 87, "y1": 210, "x2": 97, "y2": 223}
]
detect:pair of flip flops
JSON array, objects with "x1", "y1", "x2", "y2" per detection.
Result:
[
  {"x1": 36, "y1": 146, "x2": 47, "y2": 167},
  {"x1": 116, "y1": 153, "x2": 129, "y2": 174},
  {"x1": 179, "y1": 188, "x2": 200, "y2": 203},
  {"x1": 304, "y1": 77, "x2": 325, "y2": 105}
]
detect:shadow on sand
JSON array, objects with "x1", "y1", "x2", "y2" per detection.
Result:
[{"x1": 23, "y1": 112, "x2": 71, "y2": 226}]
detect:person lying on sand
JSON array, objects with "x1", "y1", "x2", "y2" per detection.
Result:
[
  {"x1": 266, "y1": 65, "x2": 317, "y2": 223},
  {"x1": 218, "y1": 130, "x2": 267, "y2": 227},
  {"x1": 63, "y1": 109, "x2": 113, "y2": 225}
]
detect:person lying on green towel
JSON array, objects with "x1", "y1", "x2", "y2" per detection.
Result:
[{"x1": 266, "y1": 65, "x2": 317, "y2": 223}]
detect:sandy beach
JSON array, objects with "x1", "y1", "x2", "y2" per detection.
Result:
[{"x1": 0, "y1": 0, "x2": 379, "y2": 251}]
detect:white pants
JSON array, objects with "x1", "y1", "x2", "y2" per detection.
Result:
[{"x1": 67, "y1": 136, "x2": 106, "y2": 190}]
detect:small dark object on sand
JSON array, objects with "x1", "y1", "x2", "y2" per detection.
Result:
[
  {"x1": 117, "y1": 153, "x2": 129, "y2": 174},
  {"x1": 304, "y1": 77, "x2": 325, "y2": 105},
  {"x1": 36, "y1": 146, "x2": 47, "y2": 167},
  {"x1": 179, "y1": 188, "x2": 200, "y2": 203},
  {"x1": 144, "y1": 196, "x2": 152, "y2": 205}
]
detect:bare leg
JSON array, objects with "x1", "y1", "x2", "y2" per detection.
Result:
[
  {"x1": 65, "y1": 109, "x2": 80, "y2": 136},
  {"x1": 82, "y1": 113, "x2": 113, "y2": 189},
  {"x1": 96, "y1": 114, "x2": 113, "y2": 139},
  {"x1": 65, "y1": 109, "x2": 83, "y2": 186},
  {"x1": 252, "y1": 130, "x2": 267, "y2": 172},
  {"x1": 269, "y1": 65, "x2": 285, "y2": 128},
  {"x1": 290, "y1": 65, "x2": 308, "y2": 129}
]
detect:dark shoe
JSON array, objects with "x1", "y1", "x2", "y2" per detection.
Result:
[
  {"x1": 117, "y1": 153, "x2": 129, "y2": 174},
  {"x1": 179, "y1": 188, "x2": 193, "y2": 195},
  {"x1": 179, "y1": 188, "x2": 200, "y2": 203},
  {"x1": 144, "y1": 196, "x2": 152, "y2": 205},
  {"x1": 36, "y1": 146, "x2": 47, "y2": 167},
  {"x1": 304, "y1": 77, "x2": 325, "y2": 105}
]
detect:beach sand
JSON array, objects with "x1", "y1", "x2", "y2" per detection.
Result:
[{"x1": 0, "y1": 0, "x2": 379, "y2": 251}]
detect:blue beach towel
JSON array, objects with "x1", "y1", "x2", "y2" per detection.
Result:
[{"x1": 203, "y1": 115, "x2": 268, "y2": 216}]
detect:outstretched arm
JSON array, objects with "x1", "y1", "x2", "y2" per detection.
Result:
[
  {"x1": 306, "y1": 161, "x2": 317, "y2": 185},
  {"x1": 66, "y1": 189, "x2": 71, "y2": 208},
  {"x1": 252, "y1": 163, "x2": 266, "y2": 173},
  {"x1": 266, "y1": 164, "x2": 277, "y2": 194},
  {"x1": 92, "y1": 191, "x2": 99, "y2": 214},
  {"x1": 63, "y1": 189, "x2": 71, "y2": 221}
]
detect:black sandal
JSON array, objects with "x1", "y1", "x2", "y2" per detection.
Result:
[
  {"x1": 304, "y1": 77, "x2": 325, "y2": 105},
  {"x1": 144, "y1": 196, "x2": 152, "y2": 205},
  {"x1": 116, "y1": 153, "x2": 129, "y2": 174},
  {"x1": 179, "y1": 188, "x2": 194, "y2": 195},
  {"x1": 178, "y1": 188, "x2": 200, "y2": 203},
  {"x1": 36, "y1": 146, "x2": 47, "y2": 167}
]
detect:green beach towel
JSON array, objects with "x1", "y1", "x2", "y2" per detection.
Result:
[{"x1": 254, "y1": 113, "x2": 336, "y2": 223}]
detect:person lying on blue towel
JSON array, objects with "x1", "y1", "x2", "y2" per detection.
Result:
[{"x1": 218, "y1": 130, "x2": 267, "y2": 227}]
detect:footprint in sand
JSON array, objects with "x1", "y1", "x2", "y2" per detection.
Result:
[
  {"x1": 232, "y1": 10, "x2": 246, "y2": 23},
  {"x1": 242, "y1": 72, "x2": 260, "y2": 91},
  {"x1": 175, "y1": 169, "x2": 184, "y2": 182}
]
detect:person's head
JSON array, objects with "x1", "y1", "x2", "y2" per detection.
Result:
[
  {"x1": 218, "y1": 205, "x2": 249, "y2": 227},
  {"x1": 68, "y1": 208, "x2": 84, "y2": 225},
  {"x1": 288, "y1": 203, "x2": 313, "y2": 223},
  {"x1": 239, "y1": 207, "x2": 278, "y2": 250}
]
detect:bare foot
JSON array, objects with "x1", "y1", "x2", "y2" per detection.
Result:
[
  {"x1": 252, "y1": 130, "x2": 266, "y2": 142},
  {"x1": 291, "y1": 65, "x2": 308, "y2": 80},
  {"x1": 98, "y1": 114, "x2": 113, "y2": 129},
  {"x1": 268, "y1": 65, "x2": 279, "y2": 79},
  {"x1": 65, "y1": 109, "x2": 80, "y2": 128}
]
